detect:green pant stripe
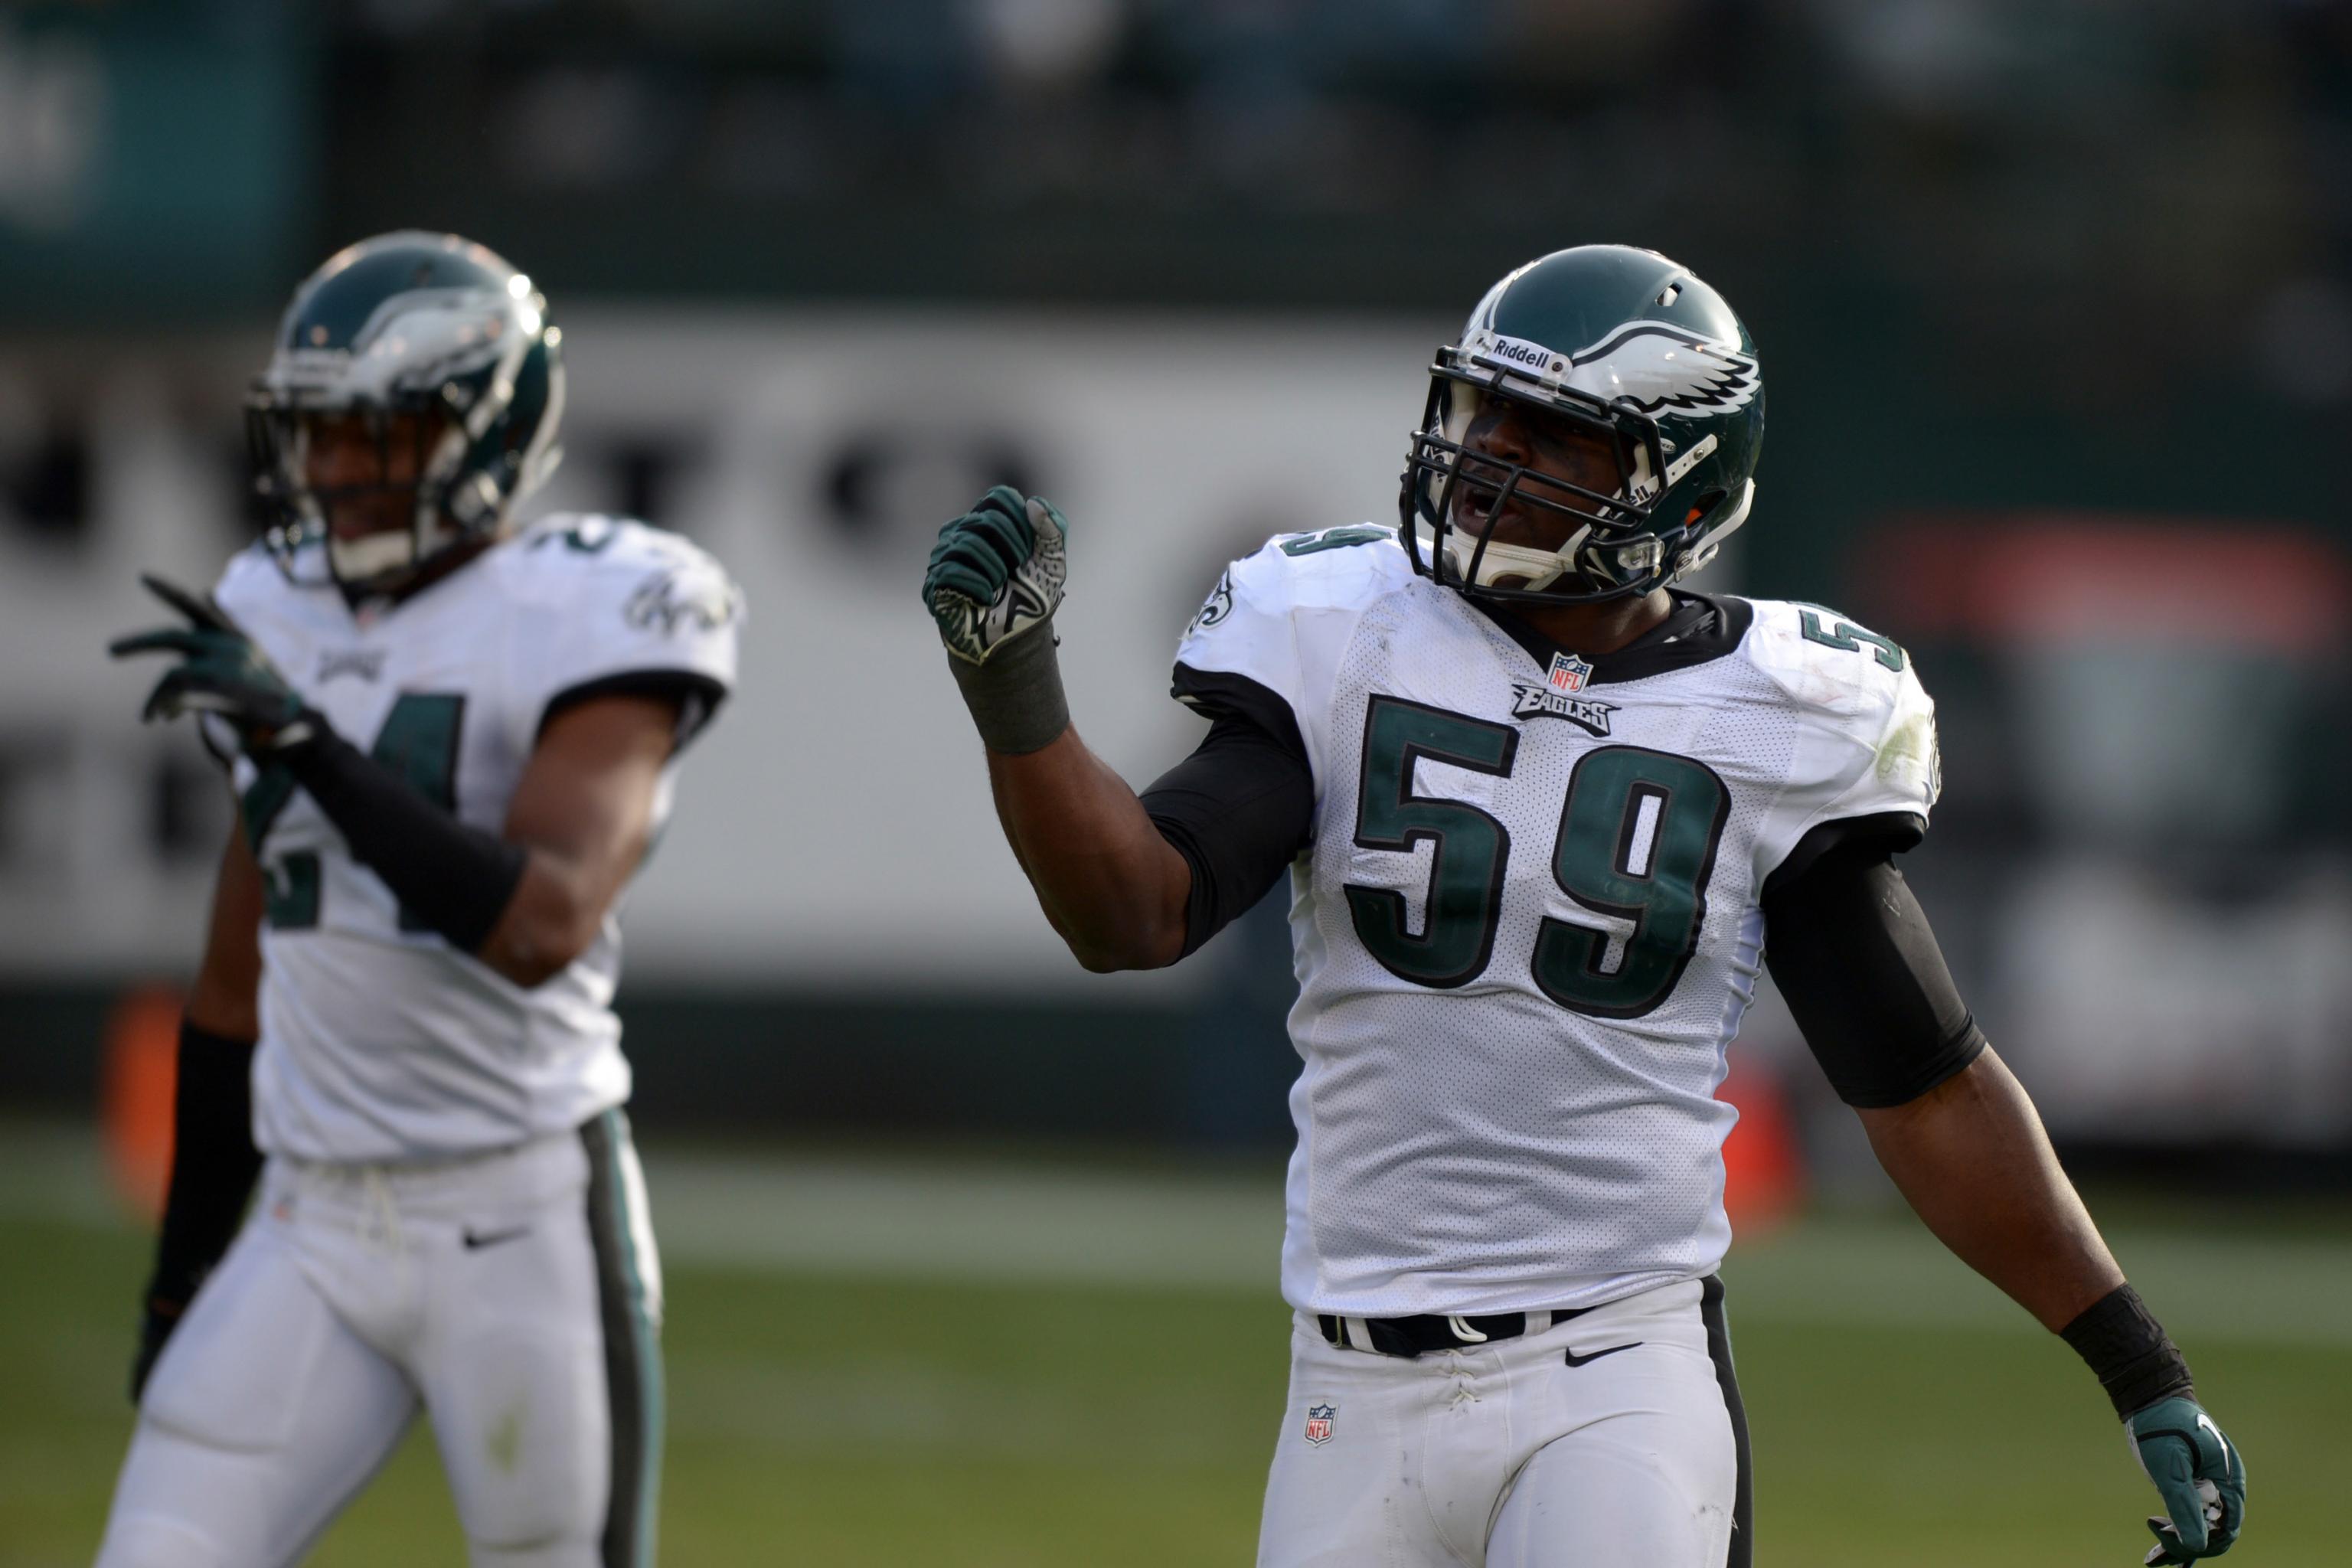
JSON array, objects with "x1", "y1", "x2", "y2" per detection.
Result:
[
  {"x1": 1700, "y1": 1274, "x2": 1752, "y2": 1568},
  {"x1": 583, "y1": 1109, "x2": 662, "y2": 1568}
]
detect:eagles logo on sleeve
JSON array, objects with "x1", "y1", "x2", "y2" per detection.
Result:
[
  {"x1": 1188, "y1": 569, "x2": 1236, "y2": 634},
  {"x1": 625, "y1": 559, "x2": 744, "y2": 638}
]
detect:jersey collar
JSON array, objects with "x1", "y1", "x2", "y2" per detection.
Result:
[{"x1": 1472, "y1": 590, "x2": 1753, "y2": 687}]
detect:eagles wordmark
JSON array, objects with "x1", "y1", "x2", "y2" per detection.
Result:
[
  {"x1": 1508, "y1": 651, "x2": 1615, "y2": 736},
  {"x1": 1509, "y1": 684, "x2": 1617, "y2": 736},
  {"x1": 315, "y1": 648, "x2": 385, "y2": 684}
]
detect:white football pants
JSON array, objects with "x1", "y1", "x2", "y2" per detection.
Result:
[
  {"x1": 95, "y1": 1111, "x2": 662, "y2": 1568},
  {"x1": 1257, "y1": 1276, "x2": 1751, "y2": 1568}
]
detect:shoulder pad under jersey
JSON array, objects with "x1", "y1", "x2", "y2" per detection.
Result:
[
  {"x1": 1171, "y1": 524, "x2": 1413, "y2": 776},
  {"x1": 1744, "y1": 597, "x2": 1941, "y2": 873},
  {"x1": 501, "y1": 513, "x2": 744, "y2": 735}
]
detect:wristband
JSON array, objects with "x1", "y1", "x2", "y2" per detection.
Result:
[
  {"x1": 285, "y1": 729, "x2": 528, "y2": 954},
  {"x1": 2060, "y1": 1282, "x2": 2196, "y2": 1419},
  {"x1": 946, "y1": 621, "x2": 1070, "y2": 756}
]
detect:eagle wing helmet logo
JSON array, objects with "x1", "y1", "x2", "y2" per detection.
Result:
[{"x1": 1561, "y1": 322, "x2": 1759, "y2": 416}]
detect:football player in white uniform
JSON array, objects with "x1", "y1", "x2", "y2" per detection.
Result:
[
  {"x1": 99, "y1": 233, "x2": 740, "y2": 1568},
  {"x1": 923, "y1": 246, "x2": 2245, "y2": 1566}
]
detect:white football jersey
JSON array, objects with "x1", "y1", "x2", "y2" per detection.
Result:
[
  {"x1": 210, "y1": 514, "x2": 742, "y2": 1164},
  {"x1": 1174, "y1": 528, "x2": 1939, "y2": 1316}
]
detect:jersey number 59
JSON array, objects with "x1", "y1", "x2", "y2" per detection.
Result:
[{"x1": 1344, "y1": 696, "x2": 1730, "y2": 1018}]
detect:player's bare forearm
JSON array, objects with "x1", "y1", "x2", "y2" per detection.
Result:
[
  {"x1": 185, "y1": 822, "x2": 265, "y2": 1040},
  {"x1": 922, "y1": 491, "x2": 1185, "y2": 968},
  {"x1": 479, "y1": 852, "x2": 626, "y2": 988},
  {"x1": 984, "y1": 726, "x2": 1191, "y2": 972},
  {"x1": 1857, "y1": 1046, "x2": 2124, "y2": 1331},
  {"x1": 482, "y1": 693, "x2": 680, "y2": 988}
]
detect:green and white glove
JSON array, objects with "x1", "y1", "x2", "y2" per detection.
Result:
[
  {"x1": 925, "y1": 485, "x2": 1067, "y2": 664},
  {"x1": 923, "y1": 485, "x2": 1073, "y2": 753},
  {"x1": 110, "y1": 574, "x2": 318, "y2": 754},
  {"x1": 2127, "y1": 1396, "x2": 2246, "y2": 1563}
]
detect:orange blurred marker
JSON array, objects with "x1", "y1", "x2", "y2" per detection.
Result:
[
  {"x1": 1719, "y1": 1060, "x2": 1806, "y2": 1239},
  {"x1": 101, "y1": 985, "x2": 183, "y2": 1223}
]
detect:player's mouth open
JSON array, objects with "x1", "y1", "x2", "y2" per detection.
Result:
[
  {"x1": 1452, "y1": 462, "x2": 1517, "y2": 529},
  {"x1": 327, "y1": 499, "x2": 409, "y2": 540},
  {"x1": 1454, "y1": 479, "x2": 1555, "y2": 551}
]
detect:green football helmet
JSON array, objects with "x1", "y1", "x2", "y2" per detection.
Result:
[
  {"x1": 1401, "y1": 244, "x2": 1764, "y2": 604},
  {"x1": 247, "y1": 230, "x2": 564, "y2": 594}
]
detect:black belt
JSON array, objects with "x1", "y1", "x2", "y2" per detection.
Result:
[{"x1": 1316, "y1": 1305, "x2": 1593, "y2": 1359}]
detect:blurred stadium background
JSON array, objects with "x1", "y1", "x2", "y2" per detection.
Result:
[{"x1": 4, "y1": 2, "x2": 2350, "y2": 1563}]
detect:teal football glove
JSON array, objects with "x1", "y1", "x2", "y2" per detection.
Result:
[
  {"x1": 923, "y1": 485, "x2": 1068, "y2": 666},
  {"x1": 923, "y1": 487, "x2": 1073, "y2": 754},
  {"x1": 2127, "y1": 1396, "x2": 2245, "y2": 1563},
  {"x1": 110, "y1": 574, "x2": 317, "y2": 753}
]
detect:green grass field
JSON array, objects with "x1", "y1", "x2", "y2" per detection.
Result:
[{"x1": 4, "y1": 1127, "x2": 2346, "y2": 1566}]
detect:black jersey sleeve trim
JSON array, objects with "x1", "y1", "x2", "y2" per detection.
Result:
[
  {"x1": 539, "y1": 669, "x2": 731, "y2": 753},
  {"x1": 1762, "y1": 841, "x2": 1985, "y2": 1109},
  {"x1": 1762, "y1": 809, "x2": 1927, "y2": 900},
  {"x1": 1169, "y1": 664, "x2": 1308, "y2": 764},
  {"x1": 1142, "y1": 701, "x2": 1316, "y2": 959}
]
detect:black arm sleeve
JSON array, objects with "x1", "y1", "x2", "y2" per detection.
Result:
[
  {"x1": 1142, "y1": 667, "x2": 1316, "y2": 959},
  {"x1": 1761, "y1": 822, "x2": 1986, "y2": 1109},
  {"x1": 284, "y1": 729, "x2": 528, "y2": 956},
  {"x1": 145, "y1": 1021, "x2": 263, "y2": 1308}
]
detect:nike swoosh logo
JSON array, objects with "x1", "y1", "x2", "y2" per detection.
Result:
[
  {"x1": 462, "y1": 1226, "x2": 532, "y2": 1251},
  {"x1": 1563, "y1": 1341, "x2": 1643, "y2": 1367},
  {"x1": 2196, "y1": 1412, "x2": 2231, "y2": 1472}
]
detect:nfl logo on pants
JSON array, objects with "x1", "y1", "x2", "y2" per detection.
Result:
[{"x1": 1302, "y1": 1403, "x2": 1336, "y2": 1446}]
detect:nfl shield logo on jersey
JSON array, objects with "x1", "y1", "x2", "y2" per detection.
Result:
[
  {"x1": 1547, "y1": 652, "x2": 1593, "y2": 693},
  {"x1": 1509, "y1": 653, "x2": 1616, "y2": 737},
  {"x1": 1303, "y1": 1403, "x2": 1337, "y2": 1446}
]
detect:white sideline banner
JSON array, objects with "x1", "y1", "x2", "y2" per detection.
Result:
[
  {"x1": 9, "y1": 310, "x2": 2342, "y2": 1146},
  {"x1": 0, "y1": 307, "x2": 1498, "y2": 992}
]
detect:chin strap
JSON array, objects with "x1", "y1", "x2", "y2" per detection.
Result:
[
  {"x1": 328, "y1": 528, "x2": 424, "y2": 583},
  {"x1": 1666, "y1": 479, "x2": 1755, "y2": 586},
  {"x1": 1433, "y1": 521, "x2": 1591, "y2": 593},
  {"x1": 1418, "y1": 475, "x2": 1755, "y2": 599}
]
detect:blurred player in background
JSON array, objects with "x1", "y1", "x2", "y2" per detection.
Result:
[
  {"x1": 925, "y1": 246, "x2": 2243, "y2": 1566},
  {"x1": 99, "y1": 233, "x2": 741, "y2": 1568}
]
